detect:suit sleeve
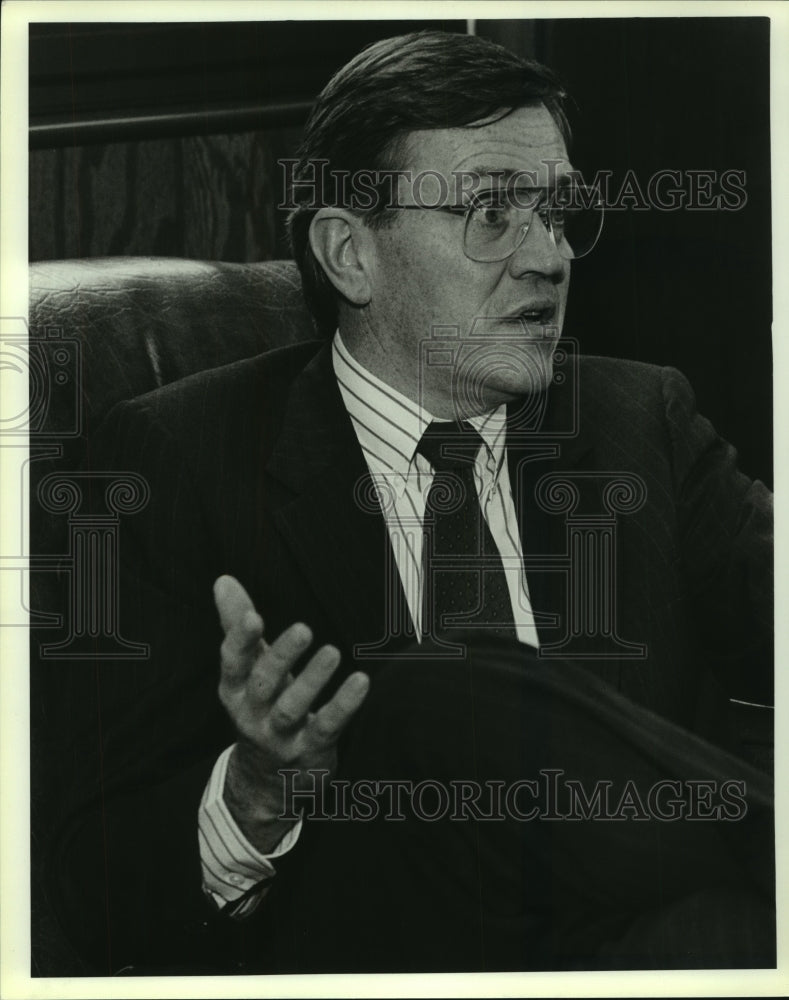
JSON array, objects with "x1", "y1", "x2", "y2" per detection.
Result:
[
  {"x1": 661, "y1": 365, "x2": 773, "y2": 704},
  {"x1": 45, "y1": 397, "x2": 276, "y2": 974}
]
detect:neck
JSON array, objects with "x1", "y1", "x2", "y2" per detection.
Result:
[{"x1": 338, "y1": 324, "x2": 508, "y2": 421}]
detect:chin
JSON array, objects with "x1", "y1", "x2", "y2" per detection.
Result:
[
  {"x1": 495, "y1": 363, "x2": 555, "y2": 399},
  {"x1": 451, "y1": 343, "x2": 555, "y2": 414}
]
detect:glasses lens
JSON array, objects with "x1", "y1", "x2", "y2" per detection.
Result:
[
  {"x1": 463, "y1": 191, "x2": 516, "y2": 262},
  {"x1": 552, "y1": 184, "x2": 604, "y2": 260},
  {"x1": 463, "y1": 185, "x2": 604, "y2": 262}
]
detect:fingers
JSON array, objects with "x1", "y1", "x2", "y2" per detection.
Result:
[
  {"x1": 310, "y1": 671, "x2": 370, "y2": 742},
  {"x1": 214, "y1": 576, "x2": 367, "y2": 751},
  {"x1": 220, "y1": 607, "x2": 265, "y2": 686},
  {"x1": 245, "y1": 622, "x2": 313, "y2": 705},
  {"x1": 216, "y1": 576, "x2": 270, "y2": 688},
  {"x1": 267, "y1": 643, "x2": 342, "y2": 732}
]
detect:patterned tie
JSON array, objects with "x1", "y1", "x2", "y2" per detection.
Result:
[{"x1": 418, "y1": 420, "x2": 516, "y2": 640}]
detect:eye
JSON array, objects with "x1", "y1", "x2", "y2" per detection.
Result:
[{"x1": 469, "y1": 195, "x2": 509, "y2": 229}]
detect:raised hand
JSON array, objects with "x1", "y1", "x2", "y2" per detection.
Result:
[{"x1": 214, "y1": 575, "x2": 370, "y2": 852}]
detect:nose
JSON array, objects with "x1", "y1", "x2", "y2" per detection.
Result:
[{"x1": 507, "y1": 211, "x2": 567, "y2": 282}]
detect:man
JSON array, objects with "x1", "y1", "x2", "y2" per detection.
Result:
[{"x1": 48, "y1": 31, "x2": 773, "y2": 974}]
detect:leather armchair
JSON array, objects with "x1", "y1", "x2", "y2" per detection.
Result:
[
  {"x1": 28, "y1": 256, "x2": 319, "y2": 600},
  {"x1": 29, "y1": 257, "x2": 317, "y2": 473},
  {"x1": 27, "y1": 257, "x2": 318, "y2": 974}
]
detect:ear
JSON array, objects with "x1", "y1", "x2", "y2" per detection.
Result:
[{"x1": 309, "y1": 208, "x2": 372, "y2": 307}]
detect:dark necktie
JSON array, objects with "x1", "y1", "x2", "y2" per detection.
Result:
[{"x1": 418, "y1": 420, "x2": 516, "y2": 640}]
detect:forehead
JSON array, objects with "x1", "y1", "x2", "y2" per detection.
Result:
[{"x1": 402, "y1": 104, "x2": 572, "y2": 187}]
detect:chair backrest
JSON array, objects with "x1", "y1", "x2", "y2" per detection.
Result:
[
  {"x1": 29, "y1": 256, "x2": 317, "y2": 466},
  {"x1": 28, "y1": 256, "x2": 318, "y2": 562}
]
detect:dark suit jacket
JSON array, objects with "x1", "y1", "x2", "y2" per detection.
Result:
[{"x1": 45, "y1": 339, "x2": 772, "y2": 974}]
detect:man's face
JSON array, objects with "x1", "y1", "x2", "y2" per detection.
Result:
[{"x1": 363, "y1": 104, "x2": 572, "y2": 418}]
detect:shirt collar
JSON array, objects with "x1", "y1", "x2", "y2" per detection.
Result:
[{"x1": 332, "y1": 329, "x2": 508, "y2": 478}]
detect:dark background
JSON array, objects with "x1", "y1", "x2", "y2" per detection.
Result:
[{"x1": 29, "y1": 17, "x2": 772, "y2": 487}]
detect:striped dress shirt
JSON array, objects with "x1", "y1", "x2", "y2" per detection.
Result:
[
  {"x1": 199, "y1": 330, "x2": 539, "y2": 914},
  {"x1": 333, "y1": 330, "x2": 540, "y2": 646}
]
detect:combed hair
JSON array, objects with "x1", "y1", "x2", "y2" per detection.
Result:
[{"x1": 286, "y1": 31, "x2": 570, "y2": 334}]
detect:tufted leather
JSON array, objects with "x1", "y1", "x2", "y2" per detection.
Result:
[
  {"x1": 30, "y1": 257, "x2": 316, "y2": 446},
  {"x1": 28, "y1": 256, "x2": 318, "y2": 561}
]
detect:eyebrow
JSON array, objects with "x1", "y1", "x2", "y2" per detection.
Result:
[{"x1": 459, "y1": 165, "x2": 577, "y2": 185}]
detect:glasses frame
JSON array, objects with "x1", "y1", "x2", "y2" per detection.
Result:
[{"x1": 391, "y1": 184, "x2": 604, "y2": 263}]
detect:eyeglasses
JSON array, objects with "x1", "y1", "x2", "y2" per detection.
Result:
[{"x1": 395, "y1": 184, "x2": 604, "y2": 262}]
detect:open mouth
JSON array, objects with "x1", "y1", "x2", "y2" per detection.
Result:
[{"x1": 512, "y1": 305, "x2": 556, "y2": 325}]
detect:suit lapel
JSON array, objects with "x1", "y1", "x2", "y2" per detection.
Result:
[
  {"x1": 507, "y1": 359, "x2": 624, "y2": 688},
  {"x1": 506, "y1": 360, "x2": 597, "y2": 649},
  {"x1": 264, "y1": 342, "x2": 619, "y2": 679},
  {"x1": 265, "y1": 344, "x2": 405, "y2": 657}
]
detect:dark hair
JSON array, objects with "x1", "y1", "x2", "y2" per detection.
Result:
[{"x1": 286, "y1": 31, "x2": 570, "y2": 334}]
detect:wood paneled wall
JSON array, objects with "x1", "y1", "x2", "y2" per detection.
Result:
[{"x1": 30, "y1": 127, "x2": 302, "y2": 262}]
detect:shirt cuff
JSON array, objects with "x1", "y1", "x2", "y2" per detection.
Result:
[{"x1": 198, "y1": 744, "x2": 302, "y2": 918}]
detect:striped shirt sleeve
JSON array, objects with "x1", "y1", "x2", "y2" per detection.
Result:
[{"x1": 199, "y1": 745, "x2": 302, "y2": 918}]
